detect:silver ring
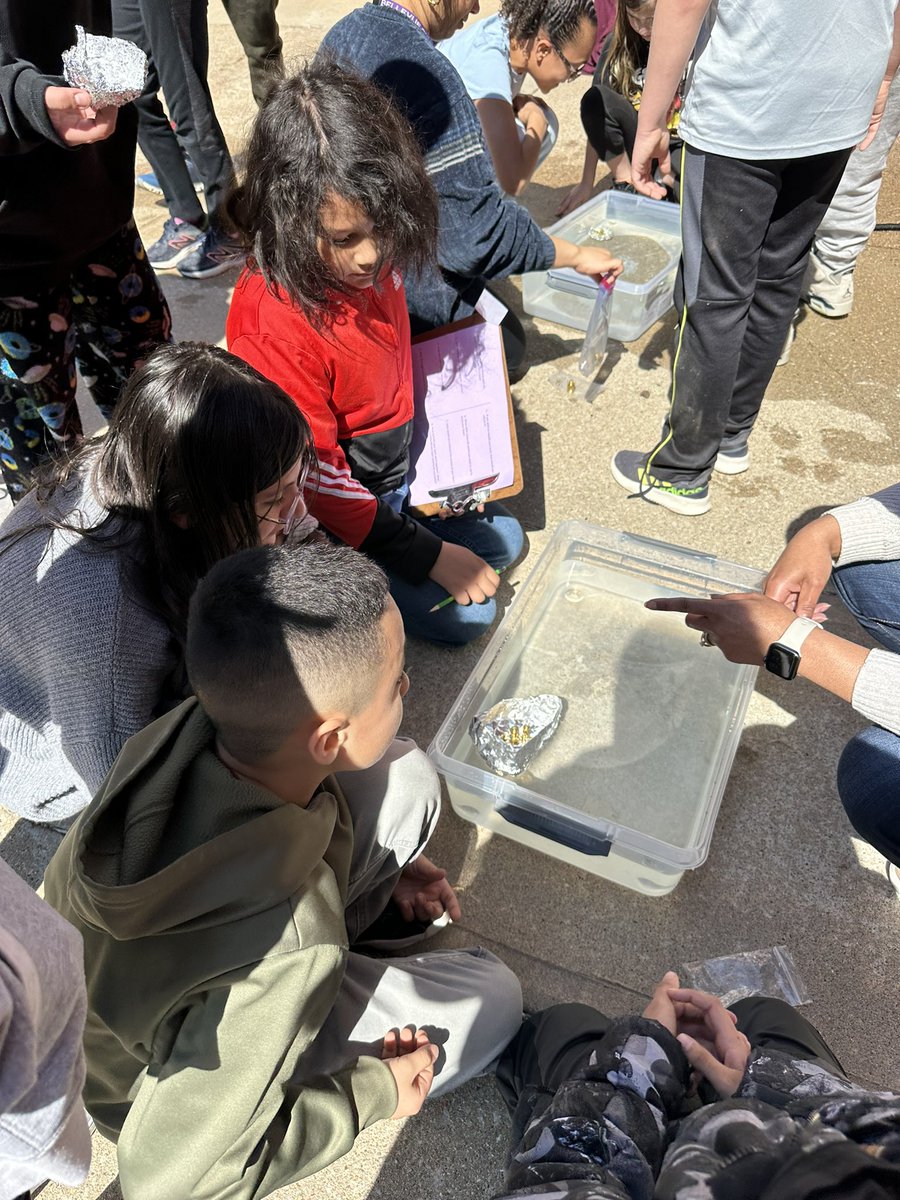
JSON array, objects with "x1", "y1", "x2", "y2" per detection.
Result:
[{"x1": 699, "y1": 630, "x2": 715, "y2": 648}]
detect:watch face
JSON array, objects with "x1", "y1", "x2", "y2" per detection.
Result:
[{"x1": 765, "y1": 643, "x2": 800, "y2": 680}]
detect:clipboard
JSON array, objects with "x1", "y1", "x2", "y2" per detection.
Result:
[{"x1": 406, "y1": 314, "x2": 523, "y2": 518}]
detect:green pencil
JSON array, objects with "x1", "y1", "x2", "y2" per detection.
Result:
[{"x1": 428, "y1": 566, "x2": 505, "y2": 613}]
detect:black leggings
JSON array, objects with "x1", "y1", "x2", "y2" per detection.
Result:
[{"x1": 581, "y1": 83, "x2": 682, "y2": 193}]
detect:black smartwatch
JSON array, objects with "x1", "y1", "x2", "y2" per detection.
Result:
[{"x1": 764, "y1": 616, "x2": 820, "y2": 680}]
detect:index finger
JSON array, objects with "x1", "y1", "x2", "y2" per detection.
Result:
[{"x1": 644, "y1": 596, "x2": 718, "y2": 615}]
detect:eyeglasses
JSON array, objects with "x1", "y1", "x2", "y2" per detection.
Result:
[
  {"x1": 553, "y1": 45, "x2": 583, "y2": 81},
  {"x1": 258, "y1": 490, "x2": 307, "y2": 539},
  {"x1": 256, "y1": 463, "x2": 309, "y2": 540}
]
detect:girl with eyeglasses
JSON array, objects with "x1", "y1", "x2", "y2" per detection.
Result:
[
  {"x1": 0, "y1": 342, "x2": 317, "y2": 827},
  {"x1": 440, "y1": 0, "x2": 599, "y2": 197},
  {"x1": 559, "y1": 0, "x2": 684, "y2": 215}
]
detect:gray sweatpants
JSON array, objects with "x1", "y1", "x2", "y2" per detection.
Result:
[
  {"x1": 300, "y1": 737, "x2": 523, "y2": 1099},
  {"x1": 813, "y1": 72, "x2": 900, "y2": 275}
]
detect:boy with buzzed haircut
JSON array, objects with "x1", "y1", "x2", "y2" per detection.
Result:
[{"x1": 43, "y1": 541, "x2": 522, "y2": 1200}]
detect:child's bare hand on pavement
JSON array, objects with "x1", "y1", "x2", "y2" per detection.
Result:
[{"x1": 392, "y1": 854, "x2": 461, "y2": 923}]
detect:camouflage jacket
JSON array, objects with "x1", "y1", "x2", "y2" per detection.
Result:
[{"x1": 494, "y1": 1016, "x2": 900, "y2": 1200}]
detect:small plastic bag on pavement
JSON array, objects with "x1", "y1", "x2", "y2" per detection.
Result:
[
  {"x1": 578, "y1": 277, "x2": 615, "y2": 378},
  {"x1": 681, "y1": 945, "x2": 811, "y2": 1009}
]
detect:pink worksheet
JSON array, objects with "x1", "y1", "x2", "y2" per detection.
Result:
[{"x1": 407, "y1": 321, "x2": 515, "y2": 508}]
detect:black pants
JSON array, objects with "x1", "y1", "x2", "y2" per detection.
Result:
[
  {"x1": 647, "y1": 142, "x2": 852, "y2": 486},
  {"x1": 221, "y1": 0, "x2": 283, "y2": 107},
  {"x1": 113, "y1": 0, "x2": 234, "y2": 229},
  {"x1": 580, "y1": 84, "x2": 682, "y2": 193},
  {"x1": 497, "y1": 996, "x2": 845, "y2": 1123}
]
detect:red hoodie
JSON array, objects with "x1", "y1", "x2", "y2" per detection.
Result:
[{"x1": 227, "y1": 268, "x2": 442, "y2": 582}]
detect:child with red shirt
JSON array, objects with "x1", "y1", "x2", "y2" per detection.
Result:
[{"x1": 226, "y1": 61, "x2": 530, "y2": 646}]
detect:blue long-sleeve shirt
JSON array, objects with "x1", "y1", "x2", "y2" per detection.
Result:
[{"x1": 320, "y1": 3, "x2": 555, "y2": 331}]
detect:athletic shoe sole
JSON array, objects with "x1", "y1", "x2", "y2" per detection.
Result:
[
  {"x1": 714, "y1": 449, "x2": 750, "y2": 475},
  {"x1": 177, "y1": 255, "x2": 244, "y2": 280},
  {"x1": 609, "y1": 455, "x2": 711, "y2": 516},
  {"x1": 136, "y1": 173, "x2": 164, "y2": 196},
  {"x1": 804, "y1": 293, "x2": 853, "y2": 319},
  {"x1": 149, "y1": 242, "x2": 205, "y2": 270}
]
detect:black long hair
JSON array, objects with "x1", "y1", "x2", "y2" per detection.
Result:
[
  {"x1": 501, "y1": 0, "x2": 596, "y2": 50},
  {"x1": 226, "y1": 58, "x2": 439, "y2": 321},
  {"x1": 7, "y1": 342, "x2": 314, "y2": 642}
]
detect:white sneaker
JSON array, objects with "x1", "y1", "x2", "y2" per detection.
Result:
[
  {"x1": 887, "y1": 861, "x2": 900, "y2": 897},
  {"x1": 776, "y1": 319, "x2": 795, "y2": 367},
  {"x1": 802, "y1": 250, "x2": 854, "y2": 318}
]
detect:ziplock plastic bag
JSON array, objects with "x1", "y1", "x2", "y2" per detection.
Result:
[
  {"x1": 681, "y1": 945, "x2": 811, "y2": 1009},
  {"x1": 578, "y1": 277, "x2": 615, "y2": 378}
]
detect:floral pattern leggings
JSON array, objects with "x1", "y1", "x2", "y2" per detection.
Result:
[{"x1": 0, "y1": 220, "x2": 172, "y2": 498}]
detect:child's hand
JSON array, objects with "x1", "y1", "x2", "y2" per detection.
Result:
[
  {"x1": 557, "y1": 180, "x2": 593, "y2": 217},
  {"x1": 381, "y1": 1027, "x2": 437, "y2": 1118},
  {"x1": 429, "y1": 542, "x2": 500, "y2": 606},
  {"x1": 44, "y1": 86, "x2": 118, "y2": 145},
  {"x1": 392, "y1": 854, "x2": 462, "y2": 923},
  {"x1": 666, "y1": 988, "x2": 751, "y2": 1097},
  {"x1": 571, "y1": 245, "x2": 625, "y2": 283}
]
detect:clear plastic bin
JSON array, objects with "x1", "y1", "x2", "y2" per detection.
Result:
[
  {"x1": 522, "y1": 191, "x2": 681, "y2": 340},
  {"x1": 428, "y1": 522, "x2": 762, "y2": 896}
]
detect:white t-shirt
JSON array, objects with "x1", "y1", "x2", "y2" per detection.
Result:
[
  {"x1": 680, "y1": 0, "x2": 899, "y2": 158},
  {"x1": 439, "y1": 14, "x2": 525, "y2": 105}
]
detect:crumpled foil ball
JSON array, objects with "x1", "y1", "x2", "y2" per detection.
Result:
[
  {"x1": 470, "y1": 694, "x2": 564, "y2": 776},
  {"x1": 62, "y1": 25, "x2": 148, "y2": 109}
]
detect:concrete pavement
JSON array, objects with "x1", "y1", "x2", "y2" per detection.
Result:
[{"x1": 6, "y1": 3, "x2": 899, "y2": 1196}]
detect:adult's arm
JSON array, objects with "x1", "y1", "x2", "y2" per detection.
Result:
[
  {"x1": 630, "y1": 0, "x2": 711, "y2": 197},
  {"x1": 644, "y1": 591, "x2": 900, "y2": 736}
]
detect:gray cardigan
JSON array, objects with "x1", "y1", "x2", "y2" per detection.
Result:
[
  {"x1": 831, "y1": 483, "x2": 900, "y2": 736},
  {"x1": 0, "y1": 476, "x2": 177, "y2": 823}
]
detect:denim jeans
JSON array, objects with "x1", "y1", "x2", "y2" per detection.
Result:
[
  {"x1": 832, "y1": 556, "x2": 900, "y2": 865},
  {"x1": 382, "y1": 487, "x2": 524, "y2": 646}
]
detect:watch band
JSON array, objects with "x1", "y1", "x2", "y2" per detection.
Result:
[{"x1": 773, "y1": 615, "x2": 820, "y2": 655}]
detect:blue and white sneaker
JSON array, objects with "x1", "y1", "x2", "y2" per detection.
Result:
[
  {"x1": 136, "y1": 170, "x2": 164, "y2": 196},
  {"x1": 136, "y1": 157, "x2": 204, "y2": 196},
  {"x1": 177, "y1": 228, "x2": 245, "y2": 280},
  {"x1": 146, "y1": 217, "x2": 206, "y2": 270},
  {"x1": 610, "y1": 449, "x2": 711, "y2": 516}
]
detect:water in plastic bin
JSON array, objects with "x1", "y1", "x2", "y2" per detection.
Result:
[
  {"x1": 583, "y1": 220, "x2": 678, "y2": 285},
  {"x1": 450, "y1": 558, "x2": 744, "y2": 852}
]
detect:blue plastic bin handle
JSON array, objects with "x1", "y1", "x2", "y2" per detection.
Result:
[{"x1": 496, "y1": 804, "x2": 612, "y2": 857}]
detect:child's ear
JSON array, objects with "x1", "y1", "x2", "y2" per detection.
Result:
[{"x1": 308, "y1": 718, "x2": 349, "y2": 766}]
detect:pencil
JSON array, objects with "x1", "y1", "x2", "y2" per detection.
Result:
[{"x1": 428, "y1": 567, "x2": 505, "y2": 613}]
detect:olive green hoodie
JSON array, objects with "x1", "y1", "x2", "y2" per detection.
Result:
[{"x1": 43, "y1": 698, "x2": 397, "y2": 1200}]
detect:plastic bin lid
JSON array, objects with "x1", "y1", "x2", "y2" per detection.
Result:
[{"x1": 429, "y1": 521, "x2": 762, "y2": 870}]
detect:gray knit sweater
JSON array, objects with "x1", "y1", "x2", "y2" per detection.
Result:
[
  {"x1": 0, "y1": 475, "x2": 177, "y2": 823},
  {"x1": 831, "y1": 482, "x2": 900, "y2": 736}
]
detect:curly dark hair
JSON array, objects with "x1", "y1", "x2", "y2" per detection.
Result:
[
  {"x1": 500, "y1": 0, "x2": 596, "y2": 49},
  {"x1": 226, "y1": 58, "x2": 439, "y2": 321}
]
